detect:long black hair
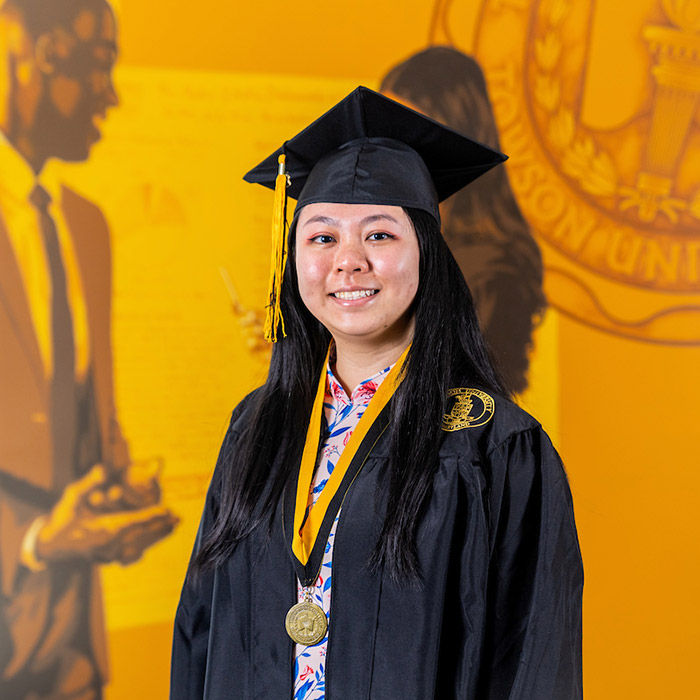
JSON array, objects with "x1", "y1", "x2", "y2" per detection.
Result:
[{"x1": 194, "y1": 207, "x2": 510, "y2": 582}]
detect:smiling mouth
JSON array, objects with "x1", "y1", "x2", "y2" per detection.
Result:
[{"x1": 332, "y1": 290, "x2": 379, "y2": 300}]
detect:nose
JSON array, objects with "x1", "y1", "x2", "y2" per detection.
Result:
[
  {"x1": 105, "y1": 74, "x2": 119, "y2": 108},
  {"x1": 335, "y1": 238, "x2": 368, "y2": 273},
  {"x1": 94, "y1": 70, "x2": 119, "y2": 108}
]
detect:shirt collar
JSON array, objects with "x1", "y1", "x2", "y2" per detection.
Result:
[
  {"x1": 0, "y1": 131, "x2": 39, "y2": 204},
  {"x1": 0, "y1": 131, "x2": 63, "y2": 210},
  {"x1": 326, "y1": 359, "x2": 393, "y2": 408}
]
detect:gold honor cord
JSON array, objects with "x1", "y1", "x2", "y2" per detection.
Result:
[{"x1": 292, "y1": 343, "x2": 411, "y2": 567}]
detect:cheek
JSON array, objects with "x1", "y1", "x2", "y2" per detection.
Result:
[
  {"x1": 399, "y1": 256, "x2": 421, "y2": 295},
  {"x1": 49, "y1": 75, "x2": 82, "y2": 116},
  {"x1": 377, "y1": 249, "x2": 420, "y2": 298},
  {"x1": 295, "y1": 253, "x2": 327, "y2": 308}
]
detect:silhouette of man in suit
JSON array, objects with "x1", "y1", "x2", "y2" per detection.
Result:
[{"x1": 0, "y1": 2, "x2": 176, "y2": 697}]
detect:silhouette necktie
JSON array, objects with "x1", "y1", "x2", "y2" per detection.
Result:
[{"x1": 30, "y1": 184, "x2": 76, "y2": 490}]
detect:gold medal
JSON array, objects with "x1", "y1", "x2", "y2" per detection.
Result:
[{"x1": 285, "y1": 600, "x2": 327, "y2": 646}]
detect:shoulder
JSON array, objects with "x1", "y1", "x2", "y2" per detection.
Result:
[
  {"x1": 59, "y1": 185, "x2": 109, "y2": 231},
  {"x1": 202, "y1": 388, "x2": 263, "y2": 505},
  {"x1": 438, "y1": 387, "x2": 572, "y2": 518},
  {"x1": 227, "y1": 387, "x2": 263, "y2": 435},
  {"x1": 439, "y1": 385, "x2": 541, "y2": 458},
  {"x1": 213, "y1": 387, "x2": 263, "y2": 467},
  {"x1": 58, "y1": 185, "x2": 111, "y2": 264}
]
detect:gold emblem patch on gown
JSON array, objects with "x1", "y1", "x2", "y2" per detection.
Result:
[{"x1": 442, "y1": 388, "x2": 495, "y2": 431}]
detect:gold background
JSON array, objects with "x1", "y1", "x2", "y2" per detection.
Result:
[{"x1": 30, "y1": 0, "x2": 700, "y2": 697}]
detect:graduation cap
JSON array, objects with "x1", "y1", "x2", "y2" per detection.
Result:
[{"x1": 244, "y1": 85, "x2": 507, "y2": 341}]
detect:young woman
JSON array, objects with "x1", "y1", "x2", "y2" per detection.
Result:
[{"x1": 171, "y1": 87, "x2": 583, "y2": 700}]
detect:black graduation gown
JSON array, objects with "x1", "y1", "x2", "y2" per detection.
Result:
[{"x1": 171, "y1": 390, "x2": 583, "y2": 700}]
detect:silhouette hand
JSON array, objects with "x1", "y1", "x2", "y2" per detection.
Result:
[
  {"x1": 36, "y1": 465, "x2": 178, "y2": 566},
  {"x1": 86, "y1": 458, "x2": 162, "y2": 512}
]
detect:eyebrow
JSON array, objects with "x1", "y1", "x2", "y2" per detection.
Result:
[
  {"x1": 360, "y1": 214, "x2": 400, "y2": 226},
  {"x1": 301, "y1": 213, "x2": 400, "y2": 227},
  {"x1": 301, "y1": 215, "x2": 337, "y2": 227}
]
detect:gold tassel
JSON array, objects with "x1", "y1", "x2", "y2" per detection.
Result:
[{"x1": 264, "y1": 154, "x2": 289, "y2": 342}]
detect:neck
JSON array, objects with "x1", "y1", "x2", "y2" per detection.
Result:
[
  {"x1": 13, "y1": 134, "x2": 44, "y2": 174},
  {"x1": 332, "y1": 329, "x2": 413, "y2": 395},
  {"x1": 1, "y1": 129, "x2": 44, "y2": 175},
  {"x1": 1, "y1": 97, "x2": 47, "y2": 173}
]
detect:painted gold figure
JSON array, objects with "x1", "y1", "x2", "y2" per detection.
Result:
[{"x1": 0, "y1": 2, "x2": 176, "y2": 698}]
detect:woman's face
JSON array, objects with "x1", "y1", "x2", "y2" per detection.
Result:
[{"x1": 295, "y1": 202, "x2": 420, "y2": 351}]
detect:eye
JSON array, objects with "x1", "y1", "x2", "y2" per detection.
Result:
[
  {"x1": 367, "y1": 231, "x2": 394, "y2": 241},
  {"x1": 309, "y1": 233, "x2": 335, "y2": 244}
]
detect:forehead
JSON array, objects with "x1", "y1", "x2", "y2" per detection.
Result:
[
  {"x1": 72, "y1": 2, "x2": 116, "y2": 43},
  {"x1": 297, "y1": 202, "x2": 411, "y2": 228}
]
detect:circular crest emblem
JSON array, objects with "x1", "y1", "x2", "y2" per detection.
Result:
[
  {"x1": 428, "y1": 0, "x2": 700, "y2": 344},
  {"x1": 442, "y1": 388, "x2": 495, "y2": 431}
]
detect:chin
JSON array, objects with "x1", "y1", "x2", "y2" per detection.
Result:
[
  {"x1": 331, "y1": 325, "x2": 405, "y2": 347},
  {"x1": 328, "y1": 312, "x2": 414, "y2": 346},
  {"x1": 326, "y1": 319, "x2": 382, "y2": 340},
  {"x1": 56, "y1": 142, "x2": 94, "y2": 163},
  {"x1": 54, "y1": 124, "x2": 101, "y2": 162}
]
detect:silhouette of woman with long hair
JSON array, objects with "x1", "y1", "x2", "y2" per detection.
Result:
[{"x1": 382, "y1": 47, "x2": 546, "y2": 393}]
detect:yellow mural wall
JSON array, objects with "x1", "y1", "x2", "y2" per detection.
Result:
[{"x1": 2, "y1": 0, "x2": 699, "y2": 698}]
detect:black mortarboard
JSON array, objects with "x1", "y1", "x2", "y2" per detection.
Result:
[
  {"x1": 244, "y1": 86, "x2": 507, "y2": 342},
  {"x1": 244, "y1": 85, "x2": 506, "y2": 223}
]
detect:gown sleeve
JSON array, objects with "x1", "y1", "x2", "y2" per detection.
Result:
[
  {"x1": 170, "y1": 410, "x2": 242, "y2": 699},
  {"x1": 480, "y1": 425, "x2": 583, "y2": 700}
]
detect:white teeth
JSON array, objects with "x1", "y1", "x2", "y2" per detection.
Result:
[{"x1": 333, "y1": 290, "x2": 377, "y2": 300}]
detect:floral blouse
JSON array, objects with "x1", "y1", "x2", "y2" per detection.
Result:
[{"x1": 293, "y1": 361, "x2": 392, "y2": 700}]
